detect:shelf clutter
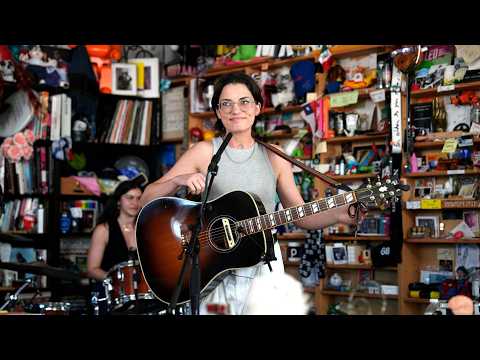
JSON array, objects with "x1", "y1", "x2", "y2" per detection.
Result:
[{"x1": 2, "y1": 44, "x2": 480, "y2": 316}]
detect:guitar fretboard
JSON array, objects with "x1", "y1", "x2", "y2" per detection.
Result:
[{"x1": 236, "y1": 191, "x2": 357, "y2": 236}]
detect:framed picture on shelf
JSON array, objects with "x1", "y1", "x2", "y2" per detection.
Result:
[
  {"x1": 415, "y1": 215, "x2": 440, "y2": 238},
  {"x1": 128, "y1": 58, "x2": 160, "y2": 98},
  {"x1": 112, "y1": 63, "x2": 137, "y2": 96},
  {"x1": 332, "y1": 243, "x2": 348, "y2": 265},
  {"x1": 463, "y1": 211, "x2": 480, "y2": 236}
]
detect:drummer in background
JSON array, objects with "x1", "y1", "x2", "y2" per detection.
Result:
[{"x1": 87, "y1": 176, "x2": 144, "y2": 280}]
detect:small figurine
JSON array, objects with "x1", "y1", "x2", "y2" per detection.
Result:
[{"x1": 325, "y1": 64, "x2": 345, "y2": 94}]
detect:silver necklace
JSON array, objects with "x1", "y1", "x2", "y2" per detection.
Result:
[{"x1": 225, "y1": 143, "x2": 256, "y2": 164}]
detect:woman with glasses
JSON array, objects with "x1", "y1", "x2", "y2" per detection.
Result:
[{"x1": 140, "y1": 72, "x2": 358, "y2": 315}]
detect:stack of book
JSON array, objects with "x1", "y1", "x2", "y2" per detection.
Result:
[
  {"x1": 1, "y1": 146, "x2": 53, "y2": 195},
  {"x1": 101, "y1": 99, "x2": 154, "y2": 145}
]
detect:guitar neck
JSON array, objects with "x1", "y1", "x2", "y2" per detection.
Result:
[{"x1": 237, "y1": 191, "x2": 358, "y2": 236}]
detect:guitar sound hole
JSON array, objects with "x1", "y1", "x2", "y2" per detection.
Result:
[{"x1": 207, "y1": 216, "x2": 238, "y2": 252}]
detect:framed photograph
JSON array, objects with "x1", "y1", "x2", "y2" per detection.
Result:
[
  {"x1": 128, "y1": 58, "x2": 159, "y2": 98},
  {"x1": 112, "y1": 63, "x2": 137, "y2": 96},
  {"x1": 463, "y1": 211, "x2": 480, "y2": 236},
  {"x1": 332, "y1": 243, "x2": 347, "y2": 265},
  {"x1": 458, "y1": 182, "x2": 478, "y2": 199},
  {"x1": 415, "y1": 215, "x2": 440, "y2": 238}
]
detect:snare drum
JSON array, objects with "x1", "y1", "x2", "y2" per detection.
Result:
[{"x1": 107, "y1": 260, "x2": 154, "y2": 309}]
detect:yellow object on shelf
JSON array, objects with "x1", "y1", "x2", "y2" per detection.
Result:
[{"x1": 420, "y1": 199, "x2": 442, "y2": 209}]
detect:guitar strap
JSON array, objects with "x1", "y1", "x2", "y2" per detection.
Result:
[
  {"x1": 255, "y1": 139, "x2": 353, "y2": 192},
  {"x1": 256, "y1": 138, "x2": 367, "y2": 235}
]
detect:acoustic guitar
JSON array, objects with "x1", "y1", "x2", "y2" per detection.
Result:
[{"x1": 135, "y1": 177, "x2": 408, "y2": 305}]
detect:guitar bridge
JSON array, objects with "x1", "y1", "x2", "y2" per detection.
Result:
[{"x1": 222, "y1": 218, "x2": 235, "y2": 249}]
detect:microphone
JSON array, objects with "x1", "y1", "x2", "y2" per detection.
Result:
[{"x1": 208, "y1": 132, "x2": 232, "y2": 173}]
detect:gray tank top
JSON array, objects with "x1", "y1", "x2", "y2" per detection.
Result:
[
  {"x1": 199, "y1": 137, "x2": 283, "y2": 315},
  {"x1": 207, "y1": 137, "x2": 277, "y2": 213}
]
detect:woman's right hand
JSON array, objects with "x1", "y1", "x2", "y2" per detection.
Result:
[{"x1": 174, "y1": 173, "x2": 206, "y2": 195}]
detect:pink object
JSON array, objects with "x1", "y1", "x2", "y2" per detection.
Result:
[
  {"x1": 23, "y1": 145, "x2": 34, "y2": 160},
  {"x1": 13, "y1": 132, "x2": 27, "y2": 147},
  {"x1": 72, "y1": 176, "x2": 101, "y2": 196},
  {"x1": 7, "y1": 145, "x2": 22, "y2": 162},
  {"x1": 24, "y1": 129, "x2": 35, "y2": 145},
  {"x1": 410, "y1": 153, "x2": 418, "y2": 173}
]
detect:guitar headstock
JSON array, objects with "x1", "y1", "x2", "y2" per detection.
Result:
[{"x1": 356, "y1": 175, "x2": 410, "y2": 209}]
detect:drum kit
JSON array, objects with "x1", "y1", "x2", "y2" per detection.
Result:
[{"x1": 0, "y1": 259, "x2": 187, "y2": 316}]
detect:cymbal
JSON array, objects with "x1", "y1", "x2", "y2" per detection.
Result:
[{"x1": 0, "y1": 262, "x2": 83, "y2": 281}]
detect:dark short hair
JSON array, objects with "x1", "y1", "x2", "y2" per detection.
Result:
[{"x1": 211, "y1": 72, "x2": 264, "y2": 134}]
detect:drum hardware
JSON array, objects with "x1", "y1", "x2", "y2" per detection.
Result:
[{"x1": 0, "y1": 278, "x2": 33, "y2": 311}]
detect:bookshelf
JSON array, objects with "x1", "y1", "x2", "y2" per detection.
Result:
[{"x1": 399, "y1": 72, "x2": 480, "y2": 315}]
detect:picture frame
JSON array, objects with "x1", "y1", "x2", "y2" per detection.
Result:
[
  {"x1": 463, "y1": 211, "x2": 480, "y2": 236},
  {"x1": 112, "y1": 63, "x2": 137, "y2": 96},
  {"x1": 128, "y1": 58, "x2": 160, "y2": 98},
  {"x1": 415, "y1": 215, "x2": 440, "y2": 238},
  {"x1": 332, "y1": 243, "x2": 348, "y2": 265}
]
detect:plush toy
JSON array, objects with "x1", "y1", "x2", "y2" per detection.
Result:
[{"x1": 19, "y1": 45, "x2": 69, "y2": 88}]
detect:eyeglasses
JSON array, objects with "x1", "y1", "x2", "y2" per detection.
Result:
[{"x1": 218, "y1": 98, "x2": 256, "y2": 114}]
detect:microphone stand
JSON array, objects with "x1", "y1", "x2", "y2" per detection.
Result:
[{"x1": 168, "y1": 133, "x2": 233, "y2": 315}]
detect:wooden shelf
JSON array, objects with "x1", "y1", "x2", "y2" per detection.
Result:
[
  {"x1": 304, "y1": 287, "x2": 316, "y2": 294},
  {"x1": 405, "y1": 199, "x2": 480, "y2": 210},
  {"x1": 324, "y1": 235, "x2": 389, "y2": 241},
  {"x1": 403, "y1": 297, "x2": 433, "y2": 304},
  {"x1": 325, "y1": 133, "x2": 389, "y2": 144},
  {"x1": 403, "y1": 169, "x2": 480, "y2": 178},
  {"x1": 410, "y1": 80, "x2": 480, "y2": 98},
  {"x1": 329, "y1": 45, "x2": 391, "y2": 58},
  {"x1": 321, "y1": 289, "x2": 398, "y2": 300},
  {"x1": 267, "y1": 53, "x2": 319, "y2": 69},
  {"x1": 277, "y1": 232, "x2": 306, "y2": 240},
  {"x1": 328, "y1": 173, "x2": 379, "y2": 181},
  {"x1": 204, "y1": 57, "x2": 272, "y2": 77},
  {"x1": 160, "y1": 137, "x2": 184, "y2": 144},
  {"x1": 284, "y1": 260, "x2": 301, "y2": 267},
  {"x1": 190, "y1": 104, "x2": 304, "y2": 119},
  {"x1": 326, "y1": 264, "x2": 372, "y2": 270},
  {"x1": 406, "y1": 237, "x2": 480, "y2": 244},
  {"x1": 414, "y1": 137, "x2": 480, "y2": 149}
]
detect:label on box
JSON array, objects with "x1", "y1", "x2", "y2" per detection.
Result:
[
  {"x1": 421, "y1": 199, "x2": 442, "y2": 209},
  {"x1": 369, "y1": 89, "x2": 386, "y2": 103},
  {"x1": 437, "y1": 84, "x2": 455, "y2": 92},
  {"x1": 406, "y1": 200, "x2": 421, "y2": 209}
]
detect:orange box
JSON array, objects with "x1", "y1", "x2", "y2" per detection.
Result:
[{"x1": 60, "y1": 177, "x2": 94, "y2": 196}]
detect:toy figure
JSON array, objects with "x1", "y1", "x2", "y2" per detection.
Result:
[
  {"x1": 271, "y1": 66, "x2": 295, "y2": 108},
  {"x1": 18, "y1": 45, "x2": 70, "y2": 88},
  {"x1": 325, "y1": 64, "x2": 346, "y2": 94}
]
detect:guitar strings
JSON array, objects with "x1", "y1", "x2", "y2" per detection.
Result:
[
  {"x1": 191, "y1": 186, "x2": 389, "y2": 247},
  {"x1": 194, "y1": 187, "x2": 380, "y2": 243}
]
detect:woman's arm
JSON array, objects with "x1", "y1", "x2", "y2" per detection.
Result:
[
  {"x1": 87, "y1": 223, "x2": 109, "y2": 281},
  {"x1": 139, "y1": 141, "x2": 212, "y2": 207},
  {"x1": 270, "y1": 146, "x2": 357, "y2": 230}
]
